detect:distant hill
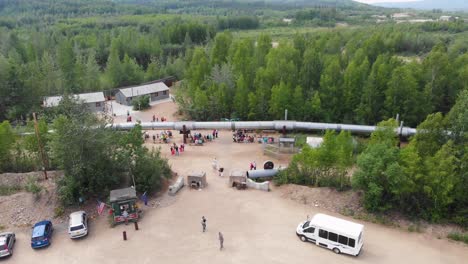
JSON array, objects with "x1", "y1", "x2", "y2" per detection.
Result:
[{"x1": 370, "y1": 0, "x2": 468, "y2": 11}]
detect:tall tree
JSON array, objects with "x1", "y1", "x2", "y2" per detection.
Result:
[
  {"x1": 186, "y1": 47, "x2": 210, "y2": 89},
  {"x1": 210, "y1": 32, "x2": 232, "y2": 66},
  {"x1": 269, "y1": 81, "x2": 292, "y2": 120},
  {"x1": 56, "y1": 40, "x2": 76, "y2": 92},
  {"x1": 232, "y1": 75, "x2": 249, "y2": 119},
  {"x1": 105, "y1": 43, "x2": 123, "y2": 88},
  {"x1": 300, "y1": 46, "x2": 322, "y2": 95},
  {"x1": 319, "y1": 56, "x2": 343, "y2": 122}
]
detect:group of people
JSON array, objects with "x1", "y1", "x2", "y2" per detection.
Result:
[
  {"x1": 146, "y1": 131, "x2": 173, "y2": 144},
  {"x1": 233, "y1": 130, "x2": 255, "y2": 143},
  {"x1": 201, "y1": 216, "x2": 224, "y2": 250},
  {"x1": 189, "y1": 131, "x2": 217, "y2": 144},
  {"x1": 152, "y1": 115, "x2": 167, "y2": 122},
  {"x1": 170, "y1": 142, "x2": 185, "y2": 156}
]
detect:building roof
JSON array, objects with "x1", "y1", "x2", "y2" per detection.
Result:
[
  {"x1": 43, "y1": 92, "x2": 105, "y2": 107},
  {"x1": 76, "y1": 92, "x2": 106, "y2": 104},
  {"x1": 188, "y1": 171, "x2": 206, "y2": 178},
  {"x1": 110, "y1": 187, "x2": 137, "y2": 202},
  {"x1": 230, "y1": 170, "x2": 245, "y2": 177},
  {"x1": 310, "y1": 213, "x2": 363, "y2": 238},
  {"x1": 118, "y1": 82, "x2": 169, "y2": 98}
]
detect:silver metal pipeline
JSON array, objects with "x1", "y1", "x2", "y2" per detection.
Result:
[{"x1": 106, "y1": 121, "x2": 417, "y2": 137}]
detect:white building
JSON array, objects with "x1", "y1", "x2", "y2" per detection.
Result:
[{"x1": 43, "y1": 92, "x2": 106, "y2": 112}]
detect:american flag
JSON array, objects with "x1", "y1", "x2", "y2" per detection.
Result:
[{"x1": 97, "y1": 201, "x2": 106, "y2": 215}]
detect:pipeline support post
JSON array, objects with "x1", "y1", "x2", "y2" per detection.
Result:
[{"x1": 182, "y1": 125, "x2": 187, "y2": 144}]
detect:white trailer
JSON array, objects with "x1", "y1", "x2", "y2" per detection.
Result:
[{"x1": 296, "y1": 213, "x2": 364, "y2": 256}]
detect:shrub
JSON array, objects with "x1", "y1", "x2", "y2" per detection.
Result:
[
  {"x1": 0, "y1": 185, "x2": 22, "y2": 196},
  {"x1": 132, "y1": 95, "x2": 150, "y2": 110},
  {"x1": 26, "y1": 177, "x2": 42, "y2": 195},
  {"x1": 54, "y1": 206, "x2": 65, "y2": 218},
  {"x1": 447, "y1": 232, "x2": 468, "y2": 244}
]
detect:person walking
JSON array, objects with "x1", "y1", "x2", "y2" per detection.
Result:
[
  {"x1": 218, "y1": 232, "x2": 224, "y2": 250},
  {"x1": 175, "y1": 145, "x2": 179, "y2": 156},
  {"x1": 201, "y1": 216, "x2": 207, "y2": 232},
  {"x1": 153, "y1": 134, "x2": 156, "y2": 143},
  {"x1": 253, "y1": 161, "x2": 257, "y2": 170}
]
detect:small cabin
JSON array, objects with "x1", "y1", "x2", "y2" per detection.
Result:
[{"x1": 109, "y1": 187, "x2": 139, "y2": 225}]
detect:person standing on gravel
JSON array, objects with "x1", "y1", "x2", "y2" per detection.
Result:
[
  {"x1": 201, "y1": 216, "x2": 207, "y2": 232},
  {"x1": 218, "y1": 232, "x2": 224, "y2": 250}
]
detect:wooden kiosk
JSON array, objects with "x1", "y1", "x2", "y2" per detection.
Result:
[{"x1": 110, "y1": 187, "x2": 139, "y2": 225}]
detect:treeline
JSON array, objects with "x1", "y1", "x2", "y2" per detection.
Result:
[
  {"x1": 218, "y1": 16, "x2": 259, "y2": 30},
  {"x1": 295, "y1": 7, "x2": 341, "y2": 22},
  {"x1": 177, "y1": 25, "x2": 468, "y2": 127},
  {"x1": 0, "y1": 16, "x2": 215, "y2": 120},
  {"x1": 277, "y1": 90, "x2": 468, "y2": 226}
]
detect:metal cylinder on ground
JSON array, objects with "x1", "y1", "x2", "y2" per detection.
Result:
[{"x1": 246, "y1": 169, "x2": 279, "y2": 179}]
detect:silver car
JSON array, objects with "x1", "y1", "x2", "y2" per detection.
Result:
[
  {"x1": 68, "y1": 211, "x2": 88, "y2": 239},
  {"x1": 0, "y1": 232, "x2": 16, "y2": 258}
]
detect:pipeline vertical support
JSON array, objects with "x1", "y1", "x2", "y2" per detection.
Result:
[{"x1": 182, "y1": 125, "x2": 187, "y2": 144}]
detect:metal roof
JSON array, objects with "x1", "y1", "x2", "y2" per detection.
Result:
[
  {"x1": 43, "y1": 92, "x2": 105, "y2": 107},
  {"x1": 75, "y1": 92, "x2": 106, "y2": 104},
  {"x1": 118, "y1": 82, "x2": 169, "y2": 98},
  {"x1": 110, "y1": 187, "x2": 137, "y2": 202},
  {"x1": 188, "y1": 171, "x2": 206, "y2": 178},
  {"x1": 310, "y1": 214, "x2": 363, "y2": 238}
]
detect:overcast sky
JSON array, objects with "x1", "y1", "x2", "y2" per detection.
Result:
[{"x1": 353, "y1": 0, "x2": 421, "y2": 3}]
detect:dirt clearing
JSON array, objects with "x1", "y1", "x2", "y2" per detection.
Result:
[{"x1": 3, "y1": 131, "x2": 467, "y2": 264}]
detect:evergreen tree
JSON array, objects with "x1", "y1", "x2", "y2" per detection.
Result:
[
  {"x1": 57, "y1": 40, "x2": 76, "y2": 92},
  {"x1": 105, "y1": 43, "x2": 123, "y2": 88}
]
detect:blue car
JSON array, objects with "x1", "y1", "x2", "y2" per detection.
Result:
[{"x1": 31, "y1": 221, "x2": 53, "y2": 249}]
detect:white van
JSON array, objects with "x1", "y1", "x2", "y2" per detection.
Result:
[{"x1": 296, "y1": 213, "x2": 363, "y2": 256}]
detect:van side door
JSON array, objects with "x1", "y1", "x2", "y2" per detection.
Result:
[{"x1": 303, "y1": 226, "x2": 316, "y2": 242}]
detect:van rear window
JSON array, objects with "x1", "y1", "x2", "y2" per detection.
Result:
[{"x1": 70, "y1": 225, "x2": 84, "y2": 231}]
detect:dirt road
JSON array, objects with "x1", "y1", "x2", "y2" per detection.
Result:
[{"x1": 4, "y1": 132, "x2": 467, "y2": 264}]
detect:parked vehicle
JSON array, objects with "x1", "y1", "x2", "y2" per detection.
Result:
[
  {"x1": 0, "y1": 232, "x2": 15, "y2": 258},
  {"x1": 31, "y1": 220, "x2": 53, "y2": 249},
  {"x1": 68, "y1": 211, "x2": 88, "y2": 239},
  {"x1": 296, "y1": 213, "x2": 364, "y2": 256}
]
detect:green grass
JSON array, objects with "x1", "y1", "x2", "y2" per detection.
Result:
[
  {"x1": 447, "y1": 232, "x2": 468, "y2": 244},
  {"x1": 0, "y1": 185, "x2": 22, "y2": 196}
]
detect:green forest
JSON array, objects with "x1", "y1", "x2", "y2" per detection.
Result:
[{"x1": 0, "y1": 0, "x2": 467, "y2": 228}]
